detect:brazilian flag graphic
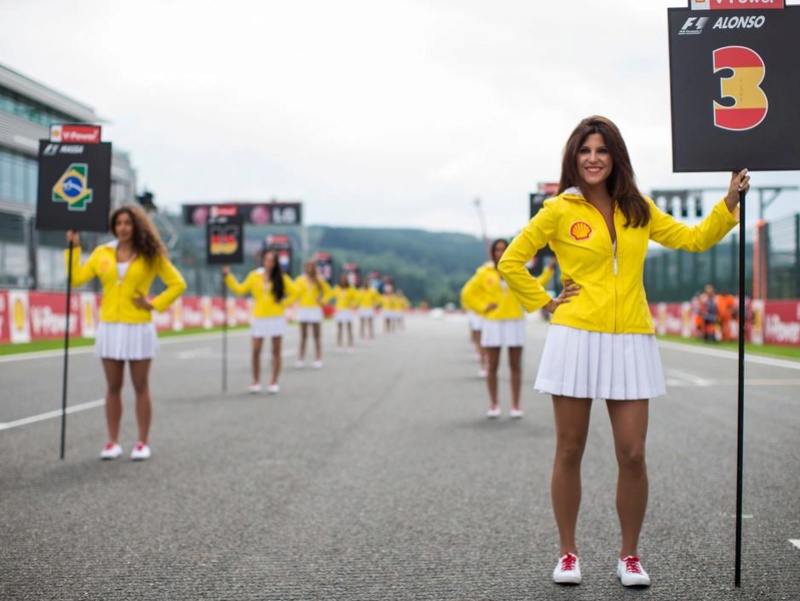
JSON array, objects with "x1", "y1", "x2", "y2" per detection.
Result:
[{"x1": 52, "y1": 163, "x2": 93, "y2": 211}]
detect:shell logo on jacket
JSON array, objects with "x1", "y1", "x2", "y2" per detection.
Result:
[{"x1": 569, "y1": 221, "x2": 593, "y2": 241}]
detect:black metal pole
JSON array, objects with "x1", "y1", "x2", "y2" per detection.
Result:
[
  {"x1": 222, "y1": 276, "x2": 227, "y2": 393},
  {"x1": 60, "y1": 241, "x2": 74, "y2": 460},
  {"x1": 735, "y1": 191, "x2": 747, "y2": 587}
]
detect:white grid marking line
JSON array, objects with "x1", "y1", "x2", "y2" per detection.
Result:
[{"x1": 0, "y1": 399, "x2": 104, "y2": 432}]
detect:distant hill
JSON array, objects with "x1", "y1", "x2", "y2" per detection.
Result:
[{"x1": 307, "y1": 226, "x2": 488, "y2": 307}]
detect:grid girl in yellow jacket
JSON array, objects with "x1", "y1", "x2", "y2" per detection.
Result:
[
  {"x1": 293, "y1": 259, "x2": 333, "y2": 368},
  {"x1": 223, "y1": 249, "x2": 299, "y2": 394},
  {"x1": 357, "y1": 279, "x2": 381, "y2": 340},
  {"x1": 461, "y1": 241, "x2": 554, "y2": 420},
  {"x1": 65, "y1": 205, "x2": 186, "y2": 461},
  {"x1": 332, "y1": 272, "x2": 358, "y2": 352},
  {"x1": 380, "y1": 285, "x2": 397, "y2": 334},
  {"x1": 497, "y1": 115, "x2": 748, "y2": 587},
  {"x1": 395, "y1": 290, "x2": 409, "y2": 330},
  {"x1": 460, "y1": 261, "x2": 493, "y2": 378}
]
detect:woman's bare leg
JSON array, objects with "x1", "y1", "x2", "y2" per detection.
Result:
[
  {"x1": 129, "y1": 359, "x2": 153, "y2": 444},
  {"x1": 606, "y1": 399, "x2": 649, "y2": 558},
  {"x1": 484, "y1": 347, "x2": 501, "y2": 407},
  {"x1": 101, "y1": 359, "x2": 125, "y2": 443},
  {"x1": 251, "y1": 337, "x2": 264, "y2": 385},
  {"x1": 270, "y1": 336, "x2": 282, "y2": 385},
  {"x1": 551, "y1": 395, "x2": 593, "y2": 555}
]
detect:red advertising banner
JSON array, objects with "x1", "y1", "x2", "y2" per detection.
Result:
[
  {"x1": 0, "y1": 290, "x2": 9, "y2": 344},
  {"x1": 50, "y1": 124, "x2": 102, "y2": 144},
  {"x1": 690, "y1": 0, "x2": 784, "y2": 10},
  {"x1": 27, "y1": 291, "x2": 80, "y2": 340},
  {"x1": 760, "y1": 299, "x2": 800, "y2": 345},
  {"x1": 0, "y1": 291, "x2": 254, "y2": 343}
]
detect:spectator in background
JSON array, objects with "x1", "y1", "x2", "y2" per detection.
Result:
[
  {"x1": 701, "y1": 284, "x2": 718, "y2": 342},
  {"x1": 716, "y1": 289, "x2": 736, "y2": 341}
]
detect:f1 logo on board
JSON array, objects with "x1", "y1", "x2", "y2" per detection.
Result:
[
  {"x1": 679, "y1": 16, "x2": 710, "y2": 34},
  {"x1": 713, "y1": 46, "x2": 768, "y2": 131}
]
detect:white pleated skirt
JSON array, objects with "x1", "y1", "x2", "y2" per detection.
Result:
[
  {"x1": 335, "y1": 309, "x2": 354, "y2": 323},
  {"x1": 358, "y1": 308, "x2": 375, "y2": 319},
  {"x1": 297, "y1": 307, "x2": 323, "y2": 324},
  {"x1": 95, "y1": 322, "x2": 158, "y2": 361},
  {"x1": 251, "y1": 316, "x2": 287, "y2": 339},
  {"x1": 467, "y1": 311, "x2": 483, "y2": 332},
  {"x1": 480, "y1": 318, "x2": 526, "y2": 348},
  {"x1": 382, "y1": 310, "x2": 397, "y2": 320},
  {"x1": 535, "y1": 325, "x2": 666, "y2": 400}
]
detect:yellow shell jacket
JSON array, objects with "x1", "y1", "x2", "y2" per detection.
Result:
[
  {"x1": 332, "y1": 286, "x2": 359, "y2": 310},
  {"x1": 381, "y1": 293, "x2": 397, "y2": 312},
  {"x1": 461, "y1": 262, "x2": 553, "y2": 321},
  {"x1": 66, "y1": 244, "x2": 186, "y2": 323},
  {"x1": 294, "y1": 274, "x2": 333, "y2": 308},
  {"x1": 225, "y1": 269, "x2": 299, "y2": 318},
  {"x1": 357, "y1": 287, "x2": 381, "y2": 309},
  {"x1": 397, "y1": 295, "x2": 410, "y2": 311},
  {"x1": 497, "y1": 190, "x2": 738, "y2": 334}
]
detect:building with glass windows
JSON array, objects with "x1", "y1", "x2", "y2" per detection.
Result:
[{"x1": 0, "y1": 62, "x2": 137, "y2": 290}]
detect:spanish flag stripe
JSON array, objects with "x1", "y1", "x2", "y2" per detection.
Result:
[
  {"x1": 714, "y1": 107, "x2": 767, "y2": 131},
  {"x1": 714, "y1": 46, "x2": 764, "y2": 69}
]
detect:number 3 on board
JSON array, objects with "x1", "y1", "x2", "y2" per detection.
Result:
[{"x1": 713, "y1": 46, "x2": 768, "y2": 131}]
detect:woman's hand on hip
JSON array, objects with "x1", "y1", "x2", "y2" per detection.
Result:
[
  {"x1": 545, "y1": 280, "x2": 580, "y2": 313},
  {"x1": 133, "y1": 292, "x2": 154, "y2": 311}
]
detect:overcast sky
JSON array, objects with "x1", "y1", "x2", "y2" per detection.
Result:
[{"x1": 3, "y1": 0, "x2": 799, "y2": 237}]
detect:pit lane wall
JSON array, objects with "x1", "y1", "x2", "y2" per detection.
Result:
[
  {"x1": 650, "y1": 300, "x2": 800, "y2": 346},
  {"x1": 0, "y1": 290, "x2": 255, "y2": 344}
]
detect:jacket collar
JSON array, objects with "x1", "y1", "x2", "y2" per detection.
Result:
[{"x1": 562, "y1": 186, "x2": 586, "y2": 201}]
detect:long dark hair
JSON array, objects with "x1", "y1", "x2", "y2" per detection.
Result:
[
  {"x1": 262, "y1": 249, "x2": 285, "y2": 302},
  {"x1": 109, "y1": 205, "x2": 166, "y2": 263},
  {"x1": 491, "y1": 238, "x2": 508, "y2": 268},
  {"x1": 558, "y1": 115, "x2": 650, "y2": 228}
]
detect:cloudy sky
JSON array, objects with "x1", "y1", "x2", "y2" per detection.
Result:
[{"x1": 3, "y1": 0, "x2": 799, "y2": 237}]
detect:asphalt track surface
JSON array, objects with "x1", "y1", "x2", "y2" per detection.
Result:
[{"x1": 1, "y1": 314, "x2": 799, "y2": 600}]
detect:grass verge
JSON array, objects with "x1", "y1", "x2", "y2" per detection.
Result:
[
  {"x1": 657, "y1": 334, "x2": 800, "y2": 361},
  {"x1": 0, "y1": 326, "x2": 249, "y2": 357}
]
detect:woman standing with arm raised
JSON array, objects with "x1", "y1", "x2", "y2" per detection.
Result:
[
  {"x1": 65, "y1": 205, "x2": 186, "y2": 461},
  {"x1": 498, "y1": 115, "x2": 748, "y2": 587}
]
